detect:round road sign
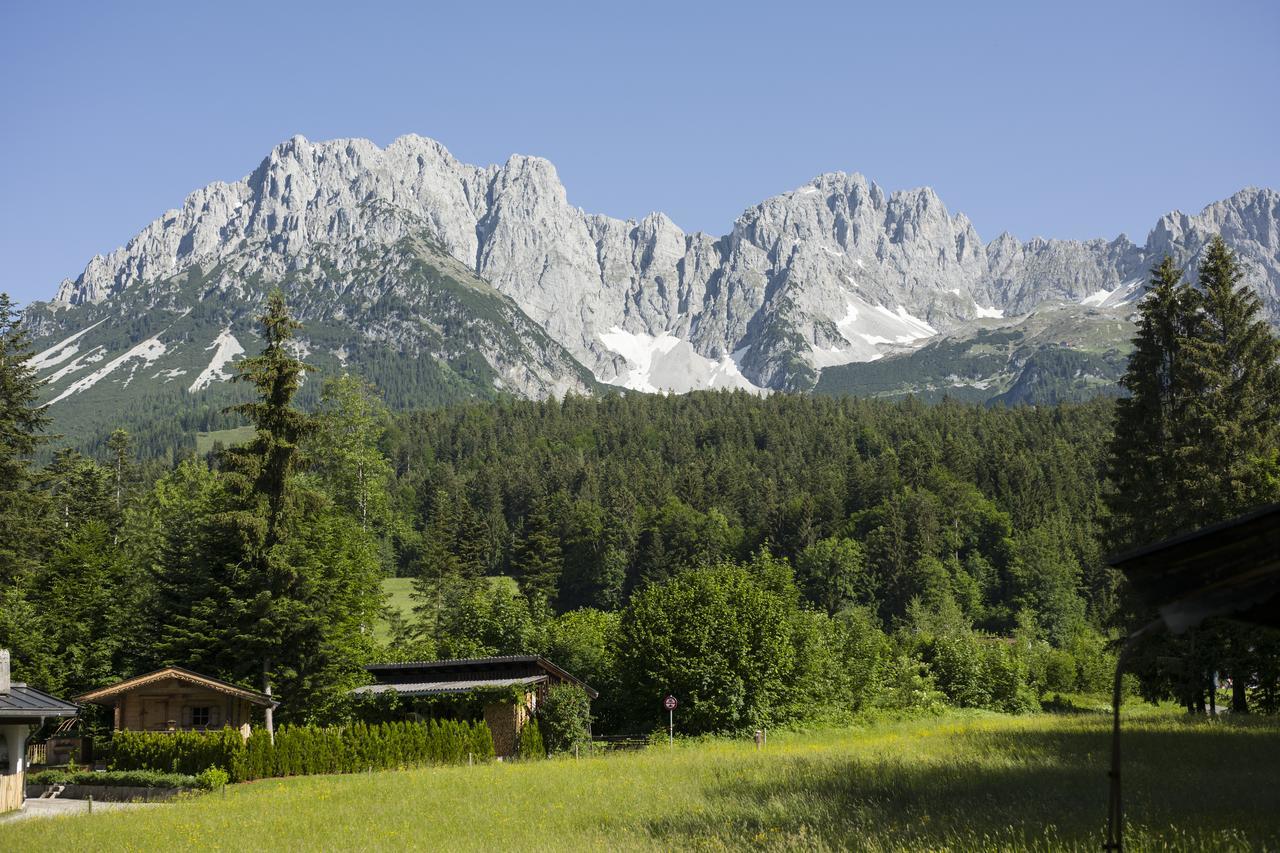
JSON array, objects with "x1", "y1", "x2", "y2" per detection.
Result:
[{"x1": 664, "y1": 695, "x2": 678, "y2": 711}]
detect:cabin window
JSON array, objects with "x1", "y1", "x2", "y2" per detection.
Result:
[{"x1": 191, "y1": 707, "x2": 211, "y2": 729}]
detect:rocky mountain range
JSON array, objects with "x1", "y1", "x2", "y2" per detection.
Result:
[{"x1": 23, "y1": 134, "x2": 1280, "y2": 448}]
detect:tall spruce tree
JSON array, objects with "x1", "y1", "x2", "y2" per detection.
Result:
[
  {"x1": 1108, "y1": 239, "x2": 1280, "y2": 713},
  {"x1": 150, "y1": 292, "x2": 382, "y2": 721},
  {"x1": 0, "y1": 293, "x2": 51, "y2": 585},
  {"x1": 224, "y1": 291, "x2": 314, "y2": 549},
  {"x1": 1180, "y1": 236, "x2": 1280, "y2": 518},
  {"x1": 514, "y1": 498, "x2": 563, "y2": 606},
  {"x1": 1107, "y1": 257, "x2": 1201, "y2": 546}
]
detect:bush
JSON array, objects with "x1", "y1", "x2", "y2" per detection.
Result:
[
  {"x1": 1041, "y1": 648, "x2": 1078, "y2": 695},
  {"x1": 879, "y1": 654, "x2": 945, "y2": 713},
  {"x1": 926, "y1": 634, "x2": 988, "y2": 708},
  {"x1": 616, "y1": 561, "x2": 797, "y2": 733},
  {"x1": 195, "y1": 766, "x2": 229, "y2": 790},
  {"x1": 518, "y1": 719, "x2": 545, "y2": 760},
  {"x1": 28, "y1": 769, "x2": 210, "y2": 789},
  {"x1": 108, "y1": 728, "x2": 245, "y2": 776},
  {"x1": 539, "y1": 685, "x2": 592, "y2": 755}
]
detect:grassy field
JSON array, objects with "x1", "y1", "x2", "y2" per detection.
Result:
[
  {"x1": 3, "y1": 710, "x2": 1277, "y2": 851},
  {"x1": 375, "y1": 576, "x2": 518, "y2": 642},
  {"x1": 194, "y1": 426, "x2": 256, "y2": 456}
]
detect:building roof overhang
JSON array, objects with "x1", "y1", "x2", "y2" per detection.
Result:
[
  {"x1": 1107, "y1": 502, "x2": 1280, "y2": 633},
  {"x1": 0, "y1": 684, "x2": 80, "y2": 721},
  {"x1": 75, "y1": 667, "x2": 278, "y2": 708},
  {"x1": 353, "y1": 675, "x2": 547, "y2": 698},
  {"x1": 363, "y1": 655, "x2": 598, "y2": 699}
]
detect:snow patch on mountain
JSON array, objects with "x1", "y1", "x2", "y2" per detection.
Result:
[
  {"x1": 49, "y1": 337, "x2": 166, "y2": 404},
  {"x1": 598, "y1": 327, "x2": 759, "y2": 393},
  {"x1": 810, "y1": 298, "x2": 941, "y2": 368},
  {"x1": 31, "y1": 319, "x2": 106, "y2": 369},
  {"x1": 974, "y1": 304, "x2": 1004, "y2": 318},
  {"x1": 1079, "y1": 278, "x2": 1145, "y2": 309},
  {"x1": 189, "y1": 328, "x2": 245, "y2": 393}
]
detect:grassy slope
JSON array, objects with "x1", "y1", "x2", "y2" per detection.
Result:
[
  {"x1": 4, "y1": 711, "x2": 1277, "y2": 851},
  {"x1": 375, "y1": 576, "x2": 518, "y2": 642},
  {"x1": 194, "y1": 426, "x2": 256, "y2": 456}
]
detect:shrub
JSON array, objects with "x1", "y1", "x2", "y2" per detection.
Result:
[
  {"x1": 539, "y1": 685, "x2": 592, "y2": 755},
  {"x1": 109, "y1": 728, "x2": 245, "y2": 776},
  {"x1": 30, "y1": 769, "x2": 210, "y2": 789},
  {"x1": 1041, "y1": 648, "x2": 1078, "y2": 695},
  {"x1": 879, "y1": 654, "x2": 945, "y2": 713},
  {"x1": 926, "y1": 634, "x2": 988, "y2": 708},
  {"x1": 518, "y1": 719, "x2": 545, "y2": 760},
  {"x1": 616, "y1": 561, "x2": 797, "y2": 733},
  {"x1": 196, "y1": 766, "x2": 229, "y2": 790}
]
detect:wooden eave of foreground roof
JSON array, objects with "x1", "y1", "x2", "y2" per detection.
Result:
[
  {"x1": 75, "y1": 666, "x2": 278, "y2": 707},
  {"x1": 1106, "y1": 502, "x2": 1280, "y2": 632}
]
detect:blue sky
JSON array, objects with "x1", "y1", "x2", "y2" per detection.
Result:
[{"x1": 2, "y1": 0, "x2": 1277, "y2": 304}]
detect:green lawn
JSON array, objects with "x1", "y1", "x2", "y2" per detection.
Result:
[
  {"x1": 4, "y1": 710, "x2": 1277, "y2": 850},
  {"x1": 375, "y1": 576, "x2": 518, "y2": 642},
  {"x1": 194, "y1": 426, "x2": 256, "y2": 456}
]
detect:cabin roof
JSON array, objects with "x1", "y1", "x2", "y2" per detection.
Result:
[
  {"x1": 364, "y1": 655, "x2": 598, "y2": 699},
  {"x1": 0, "y1": 684, "x2": 79, "y2": 720},
  {"x1": 353, "y1": 675, "x2": 547, "y2": 697},
  {"x1": 75, "y1": 667, "x2": 277, "y2": 707},
  {"x1": 1106, "y1": 502, "x2": 1280, "y2": 633}
]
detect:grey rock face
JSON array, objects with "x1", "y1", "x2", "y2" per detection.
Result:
[{"x1": 47, "y1": 135, "x2": 1280, "y2": 393}]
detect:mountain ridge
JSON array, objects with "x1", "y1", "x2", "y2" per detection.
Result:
[{"x1": 24, "y1": 134, "x2": 1280, "y2": 448}]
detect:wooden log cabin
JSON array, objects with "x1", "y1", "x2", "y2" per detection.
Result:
[
  {"x1": 75, "y1": 667, "x2": 277, "y2": 737},
  {"x1": 354, "y1": 655, "x2": 597, "y2": 757},
  {"x1": 0, "y1": 650, "x2": 79, "y2": 813}
]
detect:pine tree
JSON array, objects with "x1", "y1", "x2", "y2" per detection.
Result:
[
  {"x1": 223, "y1": 290, "x2": 314, "y2": 550},
  {"x1": 513, "y1": 499, "x2": 563, "y2": 605},
  {"x1": 1107, "y1": 257, "x2": 1201, "y2": 546},
  {"x1": 1107, "y1": 238, "x2": 1280, "y2": 714},
  {"x1": 106, "y1": 428, "x2": 134, "y2": 513},
  {"x1": 0, "y1": 293, "x2": 51, "y2": 584},
  {"x1": 1180, "y1": 236, "x2": 1280, "y2": 519},
  {"x1": 148, "y1": 293, "x2": 382, "y2": 720}
]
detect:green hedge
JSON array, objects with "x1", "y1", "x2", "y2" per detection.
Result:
[
  {"x1": 26, "y1": 768, "x2": 222, "y2": 790},
  {"x1": 107, "y1": 720, "x2": 495, "y2": 783},
  {"x1": 108, "y1": 728, "x2": 244, "y2": 776}
]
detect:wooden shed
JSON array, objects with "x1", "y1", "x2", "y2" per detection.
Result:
[
  {"x1": 76, "y1": 667, "x2": 277, "y2": 737},
  {"x1": 354, "y1": 655, "x2": 597, "y2": 757},
  {"x1": 0, "y1": 650, "x2": 79, "y2": 813}
]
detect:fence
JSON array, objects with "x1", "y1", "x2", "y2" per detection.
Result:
[{"x1": 24, "y1": 742, "x2": 47, "y2": 767}]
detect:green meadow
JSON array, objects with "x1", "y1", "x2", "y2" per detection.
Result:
[
  {"x1": 4, "y1": 710, "x2": 1277, "y2": 851},
  {"x1": 375, "y1": 576, "x2": 518, "y2": 642}
]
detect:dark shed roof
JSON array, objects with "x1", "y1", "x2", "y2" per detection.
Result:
[
  {"x1": 365, "y1": 655, "x2": 598, "y2": 699},
  {"x1": 1106, "y1": 502, "x2": 1280, "y2": 633},
  {"x1": 0, "y1": 684, "x2": 79, "y2": 721},
  {"x1": 354, "y1": 675, "x2": 547, "y2": 698}
]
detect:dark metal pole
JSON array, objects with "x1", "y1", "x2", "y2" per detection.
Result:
[{"x1": 1104, "y1": 619, "x2": 1163, "y2": 852}]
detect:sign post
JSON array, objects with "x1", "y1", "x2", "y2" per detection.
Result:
[{"x1": 663, "y1": 695, "x2": 678, "y2": 747}]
